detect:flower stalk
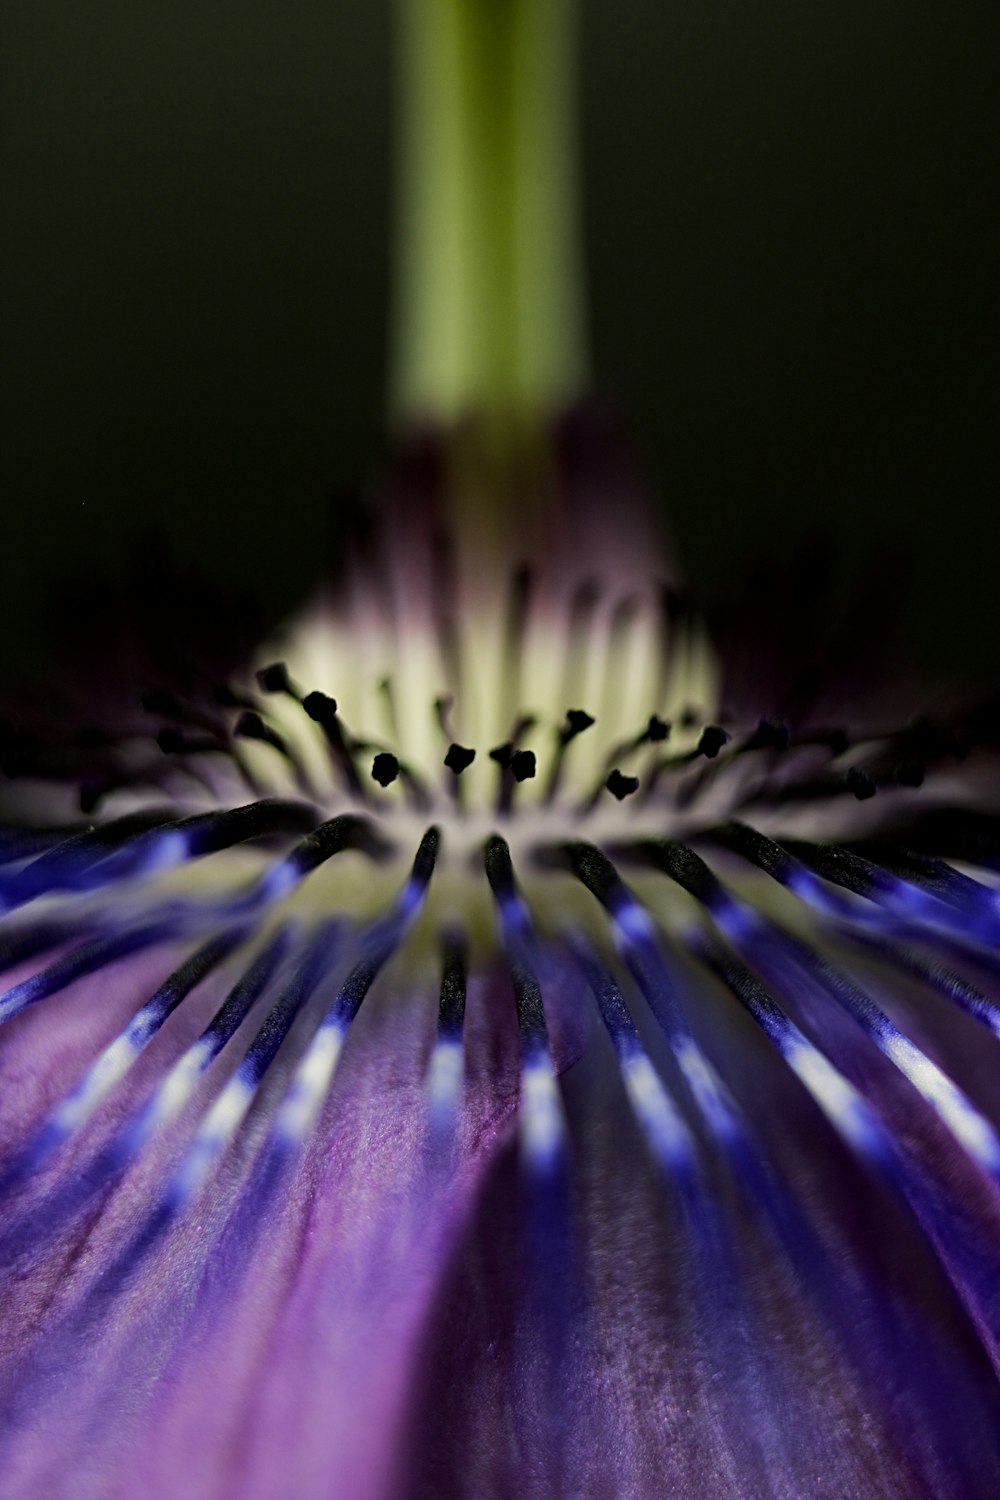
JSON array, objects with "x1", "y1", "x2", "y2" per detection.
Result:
[{"x1": 391, "y1": 0, "x2": 588, "y2": 431}]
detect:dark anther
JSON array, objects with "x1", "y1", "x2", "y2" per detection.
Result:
[
  {"x1": 444, "y1": 743, "x2": 476, "y2": 776},
  {"x1": 510, "y1": 749, "x2": 536, "y2": 783},
  {"x1": 235, "y1": 712, "x2": 286, "y2": 753},
  {"x1": 560, "y1": 709, "x2": 596, "y2": 743},
  {"x1": 646, "y1": 715, "x2": 670, "y2": 743},
  {"x1": 489, "y1": 743, "x2": 514, "y2": 768},
  {"x1": 302, "y1": 690, "x2": 365, "y2": 799},
  {"x1": 371, "y1": 752, "x2": 399, "y2": 788},
  {"x1": 680, "y1": 707, "x2": 701, "y2": 728},
  {"x1": 698, "y1": 725, "x2": 730, "y2": 759},
  {"x1": 256, "y1": 662, "x2": 296, "y2": 696},
  {"x1": 303, "y1": 691, "x2": 339, "y2": 724},
  {"x1": 748, "y1": 719, "x2": 790, "y2": 751},
  {"x1": 847, "y1": 767, "x2": 877, "y2": 801},
  {"x1": 895, "y1": 762, "x2": 926, "y2": 788},
  {"x1": 606, "y1": 769, "x2": 640, "y2": 801}
]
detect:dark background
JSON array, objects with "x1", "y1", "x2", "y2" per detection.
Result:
[{"x1": 2, "y1": 1, "x2": 997, "y2": 681}]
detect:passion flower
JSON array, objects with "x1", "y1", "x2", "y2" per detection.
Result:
[{"x1": 2, "y1": 4, "x2": 1000, "y2": 1499}]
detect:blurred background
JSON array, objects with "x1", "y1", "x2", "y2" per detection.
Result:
[{"x1": 1, "y1": 0, "x2": 997, "y2": 682}]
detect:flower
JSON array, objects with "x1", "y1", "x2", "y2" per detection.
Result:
[
  {"x1": 4, "y1": 3, "x2": 1000, "y2": 1498},
  {"x1": 3, "y1": 415, "x2": 1000, "y2": 1499}
]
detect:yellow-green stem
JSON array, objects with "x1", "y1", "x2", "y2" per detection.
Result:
[{"x1": 391, "y1": 0, "x2": 588, "y2": 430}]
